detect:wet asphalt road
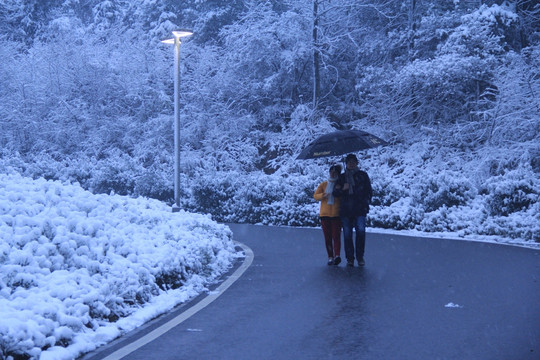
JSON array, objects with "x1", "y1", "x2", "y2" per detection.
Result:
[{"x1": 84, "y1": 224, "x2": 540, "y2": 360}]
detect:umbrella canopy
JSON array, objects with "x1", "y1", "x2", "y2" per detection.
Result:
[{"x1": 296, "y1": 130, "x2": 387, "y2": 160}]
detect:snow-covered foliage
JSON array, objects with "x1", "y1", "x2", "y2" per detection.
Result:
[
  {"x1": 0, "y1": 173, "x2": 239, "y2": 359},
  {"x1": 188, "y1": 169, "x2": 319, "y2": 227},
  {"x1": 0, "y1": 3, "x2": 538, "y2": 357},
  {"x1": 0, "y1": 1, "x2": 537, "y2": 246},
  {"x1": 181, "y1": 142, "x2": 539, "y2": 244}
]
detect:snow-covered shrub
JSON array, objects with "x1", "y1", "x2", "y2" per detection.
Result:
[
  {"x1": 190, "y1": 175, "x2": 236, "y2": 221},
  {"x1": 418, "y1": 205, "x2": 481, "y2": 233},
  {"x1": 483, "y1": 168, "x2": 538, "y2": 216},
  {"x1": 0, "y1": 150, "x2": 175, "y2": 201},
  {"x1": 481, "y1": 206, "x2": 540, "y2": 242},
  {"x1": 132, "y1": 165, "x2": 173, "y2": 202},
  {"x1": 440, "y1": 4, "x2": 519, "y2": 58},
  {"x1": 2, "y1": 148, "x2": 538, "y2": 242},
  {"x1": 251, "y1": 175, "x2": 319, "y2": 227},
  {"x1": 87, "y1": 151, "x2": 140, "y2": 196},
  {"x1": 371, "y1": 175, "x2": 405, "y2": 207},
  {"x1": 370, "y1": 198, "x2": 424, "y2": 230},
  {"x1": 236, "y1": 174, "x2": 316, "y2": 225},
  {"x1": 188, "y1": 170, "x2": 319, "y2": 226},
  {"x1": 0, "y1": 173, "x2": 238, "y2": 359},
  {"x1": 412, "y1": 171, "x2": 476, "y2": 212},
  {"x1": 232, "y1": 175, "x2": 286, "y2": 223}
]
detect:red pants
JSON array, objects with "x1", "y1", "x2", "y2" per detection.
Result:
[{"x1": 320, "y1": 217, "x2": 342, "y2": 258}]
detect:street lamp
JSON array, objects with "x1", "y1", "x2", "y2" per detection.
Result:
[{"x1": 161, "y1": 29, "x2": 193, "y2": 212}]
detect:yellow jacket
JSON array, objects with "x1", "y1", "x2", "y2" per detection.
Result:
[{"x1": 313, "y1": 181, "x2": 341, "y2": 218}]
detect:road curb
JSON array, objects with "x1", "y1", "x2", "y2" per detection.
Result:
[{"x1": 99, "y1": 241, "x2": 254, "y2": 360}]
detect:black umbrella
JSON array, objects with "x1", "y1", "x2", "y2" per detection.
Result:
[{"x1": 296, "y1": 130, "x2": 387, "y2": 160}]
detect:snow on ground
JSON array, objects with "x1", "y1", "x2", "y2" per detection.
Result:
[
  {"x1": 366, "y1": 227, "x2": 540, "y2": 250},
  {"x1": 0, "y1": 173, "x2": 241, "y2": 360}
]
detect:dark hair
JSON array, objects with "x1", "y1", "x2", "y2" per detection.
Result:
[
  {"x1": 345, "y1": 154, "x2": 358, "y2": 163},
  {"x1": 330, "y1": 164, "x2": 342, "y2": 173}
]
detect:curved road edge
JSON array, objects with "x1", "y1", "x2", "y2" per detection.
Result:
[{"x1": 97, "y1": 241, "x2": 254, "y2": 360}]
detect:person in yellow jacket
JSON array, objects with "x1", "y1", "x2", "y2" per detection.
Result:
[{"x1": 313, "y1": 164, "x2": 342, "y2": 266}]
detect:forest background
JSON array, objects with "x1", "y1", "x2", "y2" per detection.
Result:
[{"x1": 0, "y1": 0, "x2": 538, "y2": 243}]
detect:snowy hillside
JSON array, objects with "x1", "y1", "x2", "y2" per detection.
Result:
[{"x1": 0, "y1": 173, "x2": 240, "y2": 360}]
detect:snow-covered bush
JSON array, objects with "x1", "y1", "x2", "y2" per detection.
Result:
[
  {"x1": 190, "y1": 174, "x2": 236, "y2": 221},
  {"x1": 87, "y1": 152, "x2": 139, "y2": 196},
  {"x1": 187, "y1": 169, "x2": 320, "y2": 227},
  {"x1": 371, "y1": 173, "x2": 407, "y2": 207},
  {"x1": 439, "y1": 4, "x2": 519, "y2": 57},
  {"x1": 132, "y1": 165, "x2": 173, "y2": 202},
  {"x1": 0, "y1": 173, "x2": 238, "y2": 359},
  {"x1": 482, "y1": 167, "x2": 539, "y2": 216},
  {"x1": 0, "y1": 150, "x2": 174, "y2": 202},
  {"x1": 412, "y1": 171, "x2": 476, "y2": 212},
  {"x1": 480, "y1": 203, "x2": 540, "y2": 242},
  {"x1": 370, "y1": 198, "x2": 424, "y2": 230},
  {"x1": 249, "y1": 174, "x2": 318, "y2": 227}
]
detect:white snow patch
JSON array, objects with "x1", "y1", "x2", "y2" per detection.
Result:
[{"x1": 0, "y1": 173, "x2": 241, "y2": 359}]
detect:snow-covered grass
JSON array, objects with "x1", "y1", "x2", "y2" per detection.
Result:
[{"x1": 0, "y1": 173, "x2": 240, "y2": 360}]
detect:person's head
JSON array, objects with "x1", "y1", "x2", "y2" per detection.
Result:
[
  {"x1": 329, "y1": 164, "x2": 342, "y2": 178},
  {"x1": 345, "y1": 154, "x2": 358, "y2": 170}
]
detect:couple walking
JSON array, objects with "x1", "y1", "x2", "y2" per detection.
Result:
[{"x1": 313, "y1": 154, "x2": 372, "y2": 267}]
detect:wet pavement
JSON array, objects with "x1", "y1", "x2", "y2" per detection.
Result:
[{"x1": 84, "y1": 224, "x2": 540, "y2": 360}]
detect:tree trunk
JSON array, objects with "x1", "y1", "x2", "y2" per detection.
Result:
[
  {"x1": 312, "y1": 0, "x2": 320, "y2": 109},
  {"x1": 408, "y1": 0, "x2": 417, "y2": 58}
]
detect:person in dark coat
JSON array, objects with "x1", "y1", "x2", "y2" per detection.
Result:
[{"x1": 332, "y1": 154, "x2": 372, "y2": 266}]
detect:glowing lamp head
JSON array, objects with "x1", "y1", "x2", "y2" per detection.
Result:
[
  {"x1": 172, "y1": 30, "x2": 193, "y2": 38},
  {"x1": 161, "y1": 30, "x2": 193, "y2": 45}
]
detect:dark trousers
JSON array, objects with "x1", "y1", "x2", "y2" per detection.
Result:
[
  {"x1": 320, "y1": 217, "x2": 341, "y2": 258},
  {"x1": 341, "y1": 216, "x2": 366, "y2": 262}
]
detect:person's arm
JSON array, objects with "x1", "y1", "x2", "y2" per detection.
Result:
[
  {"x1": 365, "y1": 173, "x2": 373, "y2": 203},
  {"x1": 332, "y1": 176, "x2": 345, "y2": 197},
  {"x1": 313, "y1": 182, "x2": 327, "y2": 201}
]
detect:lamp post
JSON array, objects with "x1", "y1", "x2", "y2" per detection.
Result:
[{"x1": 162, "y1": 30, "x2": 193, "y2": 212}]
